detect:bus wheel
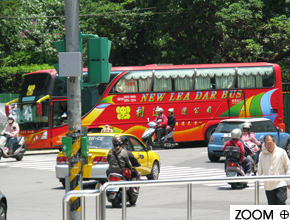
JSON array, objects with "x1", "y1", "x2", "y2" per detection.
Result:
[
  {"x1": 286, "y1": 141, "x2": 290, "y2": 158},
  {"x1": 203, "y1": 125, "x2": 217, "y2": 146}
]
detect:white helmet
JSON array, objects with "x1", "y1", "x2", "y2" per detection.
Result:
[
  {"x1": 157, "y1": 107, "x2": 163, "y2": 113},
  {"x1": 242, "y1": 122, "x2": 252, "y2": 129},
  {"x1": 168, "y1": 108, "x2": 174, "y2": 113},
  {"x1": 8, "y1": 114, "x2": 15, "y2": 121},
  {"x1": 231, "y1": 128, "x2": 242, "y2": 139}
]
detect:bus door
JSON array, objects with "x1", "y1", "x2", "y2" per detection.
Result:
[
  {"x1": 227, "y1": 90, "x2": 246, "y2": 118},
  {"x1": 51, "y1": 100, "x2": 67, "y2": 147}
]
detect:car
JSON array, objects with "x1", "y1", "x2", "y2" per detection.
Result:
[
  {"x1": 207, "y1": 118, "x2": 290, "y2": 162},
  {"x1": 55, "y1": 132, "x2": 161, "y2": 188},
  {"x1": 0, "y1": 191, "x2": 7, "y2": 220}
]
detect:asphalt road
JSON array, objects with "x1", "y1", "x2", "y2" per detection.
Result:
[{"x1": 0, "y1": 146, "x2": 277, "y2": 220}]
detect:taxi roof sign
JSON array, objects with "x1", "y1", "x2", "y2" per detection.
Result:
[{"x1": 101, "y1": 124, "x2": 113, "y2": 133}]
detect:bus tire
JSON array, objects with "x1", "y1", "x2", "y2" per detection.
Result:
[{"x1": 203, "y1": 125, "x2": 217, "y2": 146}]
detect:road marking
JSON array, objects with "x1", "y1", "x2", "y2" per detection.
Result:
[{"x1": 1, "y1": 156, "x2": 262, "y2": 189}]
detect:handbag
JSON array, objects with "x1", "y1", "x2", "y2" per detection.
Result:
[{"x1": 113, "y1": 150, "x2": 132, "y2": 178}]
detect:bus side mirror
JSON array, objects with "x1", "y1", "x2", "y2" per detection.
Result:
[
  {"x1": 5, "y1": 105, "x2": 9, "y2": 117},
  {"x1": 36, "y1": 103, "x2": 43, "y2": 116}
]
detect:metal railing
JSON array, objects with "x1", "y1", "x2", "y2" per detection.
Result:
[{"x1": 63, "y1": 175, "x2": 290, "y2": 220}]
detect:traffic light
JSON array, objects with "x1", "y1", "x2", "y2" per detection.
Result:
[
  {"x1": 53, "y1": 39, "x2": 66, "y2": 74},
  {"x1": 87, "y1": 37, "x2": 112, "y2": 84}
]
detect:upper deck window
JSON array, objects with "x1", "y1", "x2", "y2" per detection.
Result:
[
  {"x1": 110, "y1": 66, "x2": 276, "y2": 94},
  {"x1": 19, "y1": 73, "x2": 52, "y2": 101},
  {"x1": 114, "y1": 71, "x2": 153, "y2": 93},
  {"x1": 237, "y1": 66, "x2": 274, "y2": 88},
  {"x1": 195, "y1": 68, "x2": 236, "y2": 90},
  {"x1": 153, "y1": 70, "x2": 194, "y2": 91}
]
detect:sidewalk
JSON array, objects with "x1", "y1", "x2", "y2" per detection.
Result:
[{"x1": 24, "y1": 149, "x2": 60, "y2": 155}]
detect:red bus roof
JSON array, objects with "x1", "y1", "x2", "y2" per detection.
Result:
[{"x1": 27, "y1": 62, "x2": 278, "y2": 76}]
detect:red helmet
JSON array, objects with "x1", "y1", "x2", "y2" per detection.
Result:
[{"x1": 112, "y1": 137, "x2": 123, "y2": 146}]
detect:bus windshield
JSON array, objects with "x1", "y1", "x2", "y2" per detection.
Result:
[
  {"x1": 17, "y1": 102, "x2": 49, "y2": 130},
  {"x1": 19, "y1": 73, "x2": 52, "y2": 102}
]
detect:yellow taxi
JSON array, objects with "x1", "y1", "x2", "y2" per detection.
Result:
[{"x1": 55, "y1": 132, "x2": 161, "y2": 187}]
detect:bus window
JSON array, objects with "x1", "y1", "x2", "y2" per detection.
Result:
[
  {"x1": 153, "y1": 70, "x2": 172, "y2": 92},
  {"x1": 154, "y1": 69, "x2": 194, "y2": 91},
  {"x1": 114, "y1": 71, "x2": 153, "y2": 93},
  {"x1": 195, "y1": 69, "x2": 213, "y2": 90},
  {"x1": 237, "y1": 66, "x2": 274, "y2": 88},
  {"x1": 52, "y1": 76, "x2": 67, "y2": 96},
  {"x1": 214, "y1": 68, "x2": 236, "y2": 89},
  {"x1": 81, "y1": 86, "x2": 100, "y2": 116},
  {"x1": 53, "y1": 101, "x2": 67, "y2": 127}
]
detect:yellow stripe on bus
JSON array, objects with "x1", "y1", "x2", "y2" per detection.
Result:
[{"x1": 82, "y1": 108, "x2": 104, "y2": 127}]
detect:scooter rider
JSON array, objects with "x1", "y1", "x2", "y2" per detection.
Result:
[
  {"x1": 154, "y1": 108, "x2": 167, "y2": 143},
  {"x1": 121, "y1": 136, "x2": 141, "y2": 193},
  {"x1": 222, "y1": 128, "x2": 252, "y2": 175},
  {"x1": 164, "y1": 108, "x2": 176, "y2": 142},
  {"x1": 106, "y1": 137, "x2": 132, "y2": 178},
  {"x1": 2, "y1": 114, "x2": 19, "y2": 155},
  {"x1": 240, "y1": 122, "x2": 261, "y2": 163}
]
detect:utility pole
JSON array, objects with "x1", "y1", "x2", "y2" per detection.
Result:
[{"x1": 64, "y1": 1, "x2": 83, "y2": 219}]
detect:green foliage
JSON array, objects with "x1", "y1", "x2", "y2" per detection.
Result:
[
  {"x1": 1, "y1": 0, "x2": 290, "y2": 83},
  {"x1": 0, "y1": 64, "x2": 54, "y2": 93}
]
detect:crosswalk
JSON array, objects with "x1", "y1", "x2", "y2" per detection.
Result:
[
  {"x1": 157, "y1": 166, "x2": 263, "y2": 190},
  {"x1": 0, "y1": 155, "x2": 262, "y2": 189}
]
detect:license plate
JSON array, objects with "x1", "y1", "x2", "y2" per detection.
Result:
[
  {"x1": 109, "y1": 194, "x2": 116, "y2": 199},
  {"x1": 108, "y1": 187, "x2": 119, "y2": 192},
  {"x1": 223, "y1": 137, "x2": 231, "y2": 142},
  {"x1": 226, "y1": 171, "x2": 237, "y2": 177}
]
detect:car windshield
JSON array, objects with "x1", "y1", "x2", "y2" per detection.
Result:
[
  {"x1": 215, "y1": 122, "x2": 244, "y2": 133},
  {"x1": 88, "y1": 136, "x2": 113, "y2": 149}
]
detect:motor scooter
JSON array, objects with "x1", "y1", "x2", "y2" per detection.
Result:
[
  {"x1": 0, "y1": 131, "x2": 26, "y2": 161},
  {"x1": 224, "y1": 145, "x2": 248, "y2": 189},
  {"x1": 141, "y1": 118, "x2": 176, "y2": 149},
  {"x1": 106, "y1": 173, "x2": 139, "y2": 208}
]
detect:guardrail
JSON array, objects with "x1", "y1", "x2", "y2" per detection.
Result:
[{"x1": 63, "y1": 175, "x2": 290, "y2": 220}]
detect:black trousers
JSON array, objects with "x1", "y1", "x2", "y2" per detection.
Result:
[
  {"x1": 155, "y1": 127, "x2": 165, "y2": 141},
  {"x1": 265, "y1": 186, "x2": 287, "y2": 205}
]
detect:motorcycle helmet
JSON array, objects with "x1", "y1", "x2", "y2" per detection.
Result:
[
  {"x1": 112, "y1": 136, "x2": 123, "y2": 147},
  {"x1": 157, "y1": 107, "x2": 163, "y2": 113},
  {"x1": 231, "y1": 128, "x2": 242, "y2": 139},
  {"x1": 168, "y1": 108, "x2": 174, "y2": 114},
  {"x1": 8, "y1": 114, "x2": 15, "y2": 123},
  {"x1": 121, "y1": 136, "x2": 128, "y2": 145},
  {"x1": 242, "y1": 122, "x2": 252, "y2": 129}
]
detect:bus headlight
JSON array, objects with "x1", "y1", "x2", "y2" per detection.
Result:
[{"x1": 40, "y1": 131, "x2": 48, "y2": 140}]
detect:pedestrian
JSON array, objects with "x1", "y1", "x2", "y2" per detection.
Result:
[{"x1": 258, "y1": 135, "x2": 290, "y2": 205}]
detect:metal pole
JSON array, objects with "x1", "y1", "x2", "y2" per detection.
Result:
[
  {"x1": 122, "y1": 187, "x2": 126, "y2": 220},
  {"x1": 187, "y1": 183, "x2": 192, "y2": 220},
  {"x1": 100, "y1": 191, "x2": 106, "y2": 220},
  {"x1": 96, "y1": 195, "x2": 100, "y2": 220},
  {"x1": 64, "y1": 0, "x2": 83, "y2": 220},
  {"x1": 255, "y1": 181, "x2": 259, "y2": 205}
]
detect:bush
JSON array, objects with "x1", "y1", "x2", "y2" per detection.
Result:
[{"x1": 0, "y1": 64, "x2": 54, "y2": 93}]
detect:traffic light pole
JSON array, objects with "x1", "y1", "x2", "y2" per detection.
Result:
[{"x1": 64, "y1": 0, "x2": 83, "y2": 219}]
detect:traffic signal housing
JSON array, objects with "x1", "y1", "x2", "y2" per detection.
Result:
[{"x1": 87, "y1": 37, "x2": 112, "y2": 84}]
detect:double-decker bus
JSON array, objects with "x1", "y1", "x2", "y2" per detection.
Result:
[{"x1": 6, "y1": 62, "x2": 284, "y2": 150}]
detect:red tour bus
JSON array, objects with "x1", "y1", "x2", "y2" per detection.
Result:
[{"x1": 6, "y1": 62, "x2": 284, "y2": 150}]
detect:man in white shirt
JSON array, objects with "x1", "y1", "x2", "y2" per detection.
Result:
[{"x1": 258, "y1": 135, "x2": 290, "y2": 205}]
